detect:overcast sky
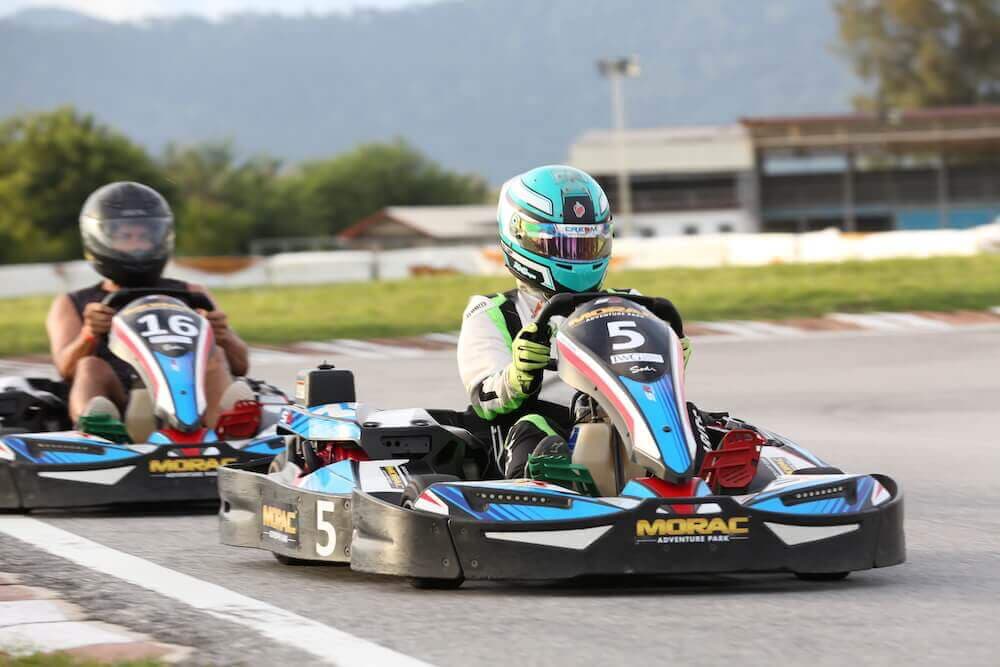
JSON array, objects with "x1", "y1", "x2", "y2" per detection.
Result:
[{"x1": 0, "y1": 0, "x2": 428, "y2": 21}]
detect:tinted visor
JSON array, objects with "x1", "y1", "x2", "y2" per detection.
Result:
[
  {"x1": 82, "y1": 216, "x2": 174, "y2": 262},
  {"x1": 512, "y1": 215, "x2": 612, "y2": 262}
]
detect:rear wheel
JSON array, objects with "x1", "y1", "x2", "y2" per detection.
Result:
[
  {"x1": 795, "y1": 571, "x2": 850, "y2": 581},
  {"x1": 401, "y1": 474, "x2": 461, "y2": 509},
  {"x1": 793, "y1": 466, "x2": 845, "y2": 475}
]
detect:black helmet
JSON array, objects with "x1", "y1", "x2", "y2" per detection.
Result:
[{"x1": 79, "y1": 182, "x2": 175, "y2": 287}]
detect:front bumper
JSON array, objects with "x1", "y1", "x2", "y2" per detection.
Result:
[
  {"x1": 218, "y1": 459, "x2": 353, "y2": 563},
  {"x1": 350, "y1": 479, "x2": 905, "y2": 583},
  {"x1": 0, "y1": 439, "x2": 282, "y2": 510}
]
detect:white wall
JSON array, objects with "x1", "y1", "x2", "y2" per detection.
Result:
[{"x1": 0, "y1": 222, "x2": 996, "y2": 299}]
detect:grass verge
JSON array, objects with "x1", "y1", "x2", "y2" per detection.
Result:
[{"x1": 0, "y1": 254, "x2": 997, "y2": 358}]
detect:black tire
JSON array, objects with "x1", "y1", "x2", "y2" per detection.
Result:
[
  {"x1": 795, "y1": 571, "x2": 850, "y2": 581},
  {"x1": 401, "y1": 474, "x2": 461, "y2": 509},
  {"x1": 793, "y1": 466, "x2": 845, "y2": 475},
  {"x1": 272, "y1": 552, "x2": 319, "y2": 566},
  {"x1": 409, "y1": 576, "x2": 464, "y2": 590}
]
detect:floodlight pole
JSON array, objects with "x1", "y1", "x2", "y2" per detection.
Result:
[{"x1": 598, "y1": 56, "x2": 640, "y2": 238}]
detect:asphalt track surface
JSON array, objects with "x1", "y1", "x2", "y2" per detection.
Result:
[{"x1": 1, "y1": 325, "x2": 998, "y2": 665}]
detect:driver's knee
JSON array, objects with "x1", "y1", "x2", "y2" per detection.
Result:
[
  {"x1": 74, "y1": 356, "x2": 115, "y2": 381},
  {"x1": 502, "y1": 414, "x2": 559, "y2": 478}
]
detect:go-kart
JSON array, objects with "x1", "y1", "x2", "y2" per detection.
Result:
[
  {"x1": 0, "y1": 288, "x2": 287, "y2": 509},
  {"x1": 219, "y1": 293, "x2": 904, "y2": 587}
]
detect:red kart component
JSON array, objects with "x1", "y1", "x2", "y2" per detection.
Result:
[
  {"x1": 632, "y1": 477, "x2": 704, "y2": 513},
  {"x1": 698, "y1": 428, "x2": 765, "y2": 493},
  {"x1": 216, "y1": 400, "x2": 262, "y2": 440},
  {"x1": 313, "y1": 441, "x2": 369, "y2": 467}
]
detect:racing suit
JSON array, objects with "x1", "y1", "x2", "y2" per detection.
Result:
[{"x1": 457, "y1": 285, "x2": 691, "y2": 478}]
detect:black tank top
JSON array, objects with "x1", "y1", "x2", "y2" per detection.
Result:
[{"x1": 67, "y1": 278, "x2": 190, "y2": 389}]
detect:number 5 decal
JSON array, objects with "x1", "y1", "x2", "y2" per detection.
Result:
[
  {"x1": 315, "y1": 500, "x2": 337, "y2": 557},
  {"x1": 608, "y1": 320, "x2": 645, "y2": 351}
]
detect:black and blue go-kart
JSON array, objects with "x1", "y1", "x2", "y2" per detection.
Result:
[
  {"x1": 0, "y1": 288, "x2": 288, "y2": 510},
  {"x1": 219, "y1": 292, "x2": 904, "y2": 587}
]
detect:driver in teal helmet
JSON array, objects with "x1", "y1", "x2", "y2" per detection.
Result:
[{"x1": 457, "y1": 165, "x2": 692, "y2": 478}]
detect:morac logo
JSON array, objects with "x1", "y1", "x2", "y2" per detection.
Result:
[
  {"x1": 261, "y1": 502, "x2": 299, "y2": 547},
  {"x1": 147, "y1": 457, "x2": 236, "y2": 476},
  {"x1": 636, "y1": 516, "x2": 749, "y2": 544}
]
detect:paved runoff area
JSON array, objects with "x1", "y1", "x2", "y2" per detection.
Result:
[{"x1": 0, "y1": 317, "x2": 998, "y2": 664}]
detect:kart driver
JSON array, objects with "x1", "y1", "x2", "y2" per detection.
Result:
[
  {"x1": 457, "y1": 165, "x2": 692, "y2": 478},
  {"x1": 45, "y1": 181, "x2": 250, "y2": 432}
]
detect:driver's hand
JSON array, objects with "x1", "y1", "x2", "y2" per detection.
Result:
[
  {"x1": 198, "y1": 308, "x2": 231, "y2": 345},
  {"x1": 81, "y1": 302, "x2": 115, "y2": 339},
  {"x1": 506, "y1": 322, "x2": 551, "y2": 396}
]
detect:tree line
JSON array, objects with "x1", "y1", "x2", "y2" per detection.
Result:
[{"x1": 0, "y1": 107, "x2": 490, "y2": 263}]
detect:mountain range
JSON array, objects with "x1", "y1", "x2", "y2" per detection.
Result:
[{"x1": 0, "y1": 0, "x2": 859, "y2": 182}]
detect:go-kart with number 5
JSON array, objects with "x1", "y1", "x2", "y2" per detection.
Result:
[{"x1": 219, "y1": 293, "x2": 904, "y2": 588}]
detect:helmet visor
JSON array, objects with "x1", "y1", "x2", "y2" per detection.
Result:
[
  {"x1": 511, "y1": 214, "x2": 612, "y2": 262},
  {"x1": 82, "y1": 216, "x2": 174, "y2": 262}
]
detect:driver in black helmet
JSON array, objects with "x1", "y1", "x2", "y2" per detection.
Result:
[{"x1": 45, "y1": 181, "x2": 250, "y2": 430}]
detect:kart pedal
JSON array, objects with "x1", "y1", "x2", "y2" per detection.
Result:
[
  {"x1": 698, "y1": 429, "x2": 764, "y2": 493},
  {"x1": 77, "y1": 413, "x2": 132, "y2": 444}
]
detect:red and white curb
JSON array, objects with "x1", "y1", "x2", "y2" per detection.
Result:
[
  {"x1": 2, "y1": 309, "x2": 999, "y2": 375},
  {"x1": 0, "y1": 572, "x2": 189, "y2": 662}
]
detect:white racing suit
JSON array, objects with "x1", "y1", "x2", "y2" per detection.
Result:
[{"x1": 457, "y1": 285, "x2": 691, "y2": 478}]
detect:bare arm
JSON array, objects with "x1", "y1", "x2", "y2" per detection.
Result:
[
  {"x1": 193, "y1": 286, "x2": 250, "y2": 377},
  {"x1": 46, "y1": 295, "x2": 109, "y2": 381}
]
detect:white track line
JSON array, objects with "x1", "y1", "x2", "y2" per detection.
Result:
[{"x1": 0, "y1": 517, "x2": 431, "y2": 667}]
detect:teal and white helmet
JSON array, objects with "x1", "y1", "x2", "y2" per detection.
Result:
[{"x1": 497, "y1": 165, "x2": 613, "y2": 295}]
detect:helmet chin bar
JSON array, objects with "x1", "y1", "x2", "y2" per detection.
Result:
[{"x1": 91, "y1": 255, "x2": 168, "y2": 288}]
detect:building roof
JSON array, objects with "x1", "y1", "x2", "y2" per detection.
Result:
[
  {"x1": 567, "y1": 124, "x2": 753, "y2": 175},
  {"x1": 741, "y1": 105, "x2": 1000, "y2": 153},
  {"x1": 340, "y1": 205, "x2": 497, "y2": 240}
]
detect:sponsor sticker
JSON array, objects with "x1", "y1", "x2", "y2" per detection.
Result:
[
  {"x1": 635, "y1": 516, "x2": 750, "y2": 545},
  {"x1": 610, "y1": 352, "x2": 664, "y2": 364},
  {"x1": 771, "y1": 457, "x2": 797, "y2": 476},
  {"x1": 147, "y1": 457, "x2": 236, "y2": 477},
  {"x1": 380, "y1": 465, "x2": 405, "y2": 490},
  {"x1": 261, "y1": 501, "x2": 299, "y2": 548},
  {"x1": 569, "y1": 306, "x2": 647, "y2": 327}
]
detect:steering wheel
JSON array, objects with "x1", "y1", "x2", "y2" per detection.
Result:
[
  {"x1": 101, "y1": 287, "x2": 216, "y2": 313},
  {"x1": 526, "y1": 291, "x2": 685, "y2": 371}
]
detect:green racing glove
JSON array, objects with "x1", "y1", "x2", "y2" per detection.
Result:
[
  {"x1": 506, "y1": 322, "x2": 552, "y2": 396},
  {"x1": 681, "y1": 336, "x2": 692, "y2": 367}
]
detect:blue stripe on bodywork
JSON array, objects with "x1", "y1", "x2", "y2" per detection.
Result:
[
  {"x1": 619, "y1": 375, "x2": 692, "y2": 475},
  {"x1": 749, "y1": 475, "x2": 877, "y2": 515},
  {"x1": 431, "y1": 484, "x2": 622, "y2": 523},
  {"x1": 3, "y1": 436, "x2": 141, "y2": 465},
  {"x1": 298, "y1": 459, "x2": 356, "y2": 494},
  {"x1": 153, "y1": 351, "x2": 199, "y2": 427}
]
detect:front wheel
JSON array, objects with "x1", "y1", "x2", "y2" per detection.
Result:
[
  {"x1": 795, "y1": 571, "x2": 850, "y2": 582},
  {"x1": 273, "y1": 552, "x2": 319, "y2": 566},
  {"x1": 409, "y1": 576, "x2": 464, "y2": 590}
]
